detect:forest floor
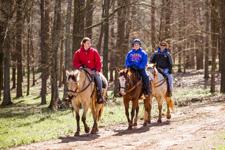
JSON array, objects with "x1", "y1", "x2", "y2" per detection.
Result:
[{"x1": 10, "y1": 70, "x2": 225, "y2": 150}]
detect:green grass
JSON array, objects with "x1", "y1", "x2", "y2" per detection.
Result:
[{"x1": 215, "y1": 132, "x2": 225, "y2": 150}]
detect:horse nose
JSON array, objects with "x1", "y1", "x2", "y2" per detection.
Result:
[{"x1": 120, "y1": 90, "x2": 126, "y2": 95}]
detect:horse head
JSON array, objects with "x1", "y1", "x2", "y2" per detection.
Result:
[
  {"x1": 63, "y1": 70, "x2": 80, "y2": 103},
  {"x1": 147, "y1": 63, "x2": 157, "y2": 78},
  {"x1": 116, "y1": 67, "x2": 130, "y2": 96}
]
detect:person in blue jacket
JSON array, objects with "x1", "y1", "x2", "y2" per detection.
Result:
[{"x1": 125, "y1": 39, "x2": 151, "y2": 97}]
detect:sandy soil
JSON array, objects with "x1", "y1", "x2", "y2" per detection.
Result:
[{"x1": 11, "y1": 99, "x2": 225, "y2": 150}]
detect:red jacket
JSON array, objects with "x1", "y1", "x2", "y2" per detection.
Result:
[{"x1": 73, "y1": 46, "x2": 102, "y2": 71}]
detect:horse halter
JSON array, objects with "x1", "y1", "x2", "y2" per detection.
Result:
[{"x1": 118, "y1": 74, "x2": 130, "y2": 92}]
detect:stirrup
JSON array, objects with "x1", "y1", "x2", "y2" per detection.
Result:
[{"x1": 97, "y1": 96, "x2": 105, "y2": 104}]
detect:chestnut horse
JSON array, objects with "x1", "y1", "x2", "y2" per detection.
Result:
[
  {"x1": 147, "y1": 63, "x2": 174, "y2": 123},
  {"x1": 117, "y1": 68, "x2": 151, "y2": 129},
  {"x1": 65, "y1": 69, "x2": 108, "y2": 136}
]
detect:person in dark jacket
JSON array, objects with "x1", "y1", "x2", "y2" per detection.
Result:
[
  {"x1": 73, "y1": 37, "x2": 104, "y2": 103},
  {"x1": 150, "y1": 41, "x2": 173, "y2": 97},
  {"x1": 125, "y1": 39, "x2": 151, "y2": 97}
]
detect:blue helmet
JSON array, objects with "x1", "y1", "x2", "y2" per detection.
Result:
[{"x1": 133, "y1": 39, "x2": 141, "y2": 45}]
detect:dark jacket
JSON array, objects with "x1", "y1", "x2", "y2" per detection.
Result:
[{"x1": 150, "y1": 47, "x2": 173, "y2": 73}]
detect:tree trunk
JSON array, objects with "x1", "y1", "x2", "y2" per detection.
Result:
[
  {"x1": 220, "y1": 0, "x2": 225, "y2": 93},
  {"x1": 85, "y1": 0, "x2": 93, "y2": 39},
  {"x1": 64, "y1": 0, "x2": 72, "y2": 95},
  {"x1": 103, "y1": 0, "x2": 109, "y2": 80},
  {"x1": 96, "y1": 5, "x2": 104, "y2": 55},
  {"x1": 16, "y1": 0, "x2": 23, "y2": 98},
  {"x1": 59, "y1": 37, "x2": 64, "y2": 87},
  {"x1": 40, "y1": 0, "x2": 46, "y2": 104},
  {"x1": 30, "y1": 10, "x2": 35, "y2": 86},
  {"x1": 1, "y1": 0, "x2": 12, "y2": 105},
  {"x1": 151, "y1": 0, "x2": 156, "y2": 50},
  {"x1": 114, "y1": 0, "x2": 125, "y2": 96},
  {"x1": 27, "y1": 14, "x2": 31, "y2": 96},
  {"x1": 109, "y1": 1, "x2": 115, "y2": 82},
  {"x1": 49, "y1": 0, "x2": 61, "y2": 110},
  {"x1": 210, "y1": 0, "x2": 218, "y2": 93},
  {"x1": 204, "y1": 0, "x2": 210, "y2": 80},
  {"x1": 72, "y1": 0, "x2": 85, "y2": 56},
  {"x1": 0, "y1": 12, "x2": 3, "y2": 101}
]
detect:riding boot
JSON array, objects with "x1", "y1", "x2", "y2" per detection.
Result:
[
  {"x1": 144, "y1": 90, "x2": 151, "y2": 97},
  {"x1": 97, "y1": 93, "x2": 105, "y2": 104},
  {"x1": 167, "y1": 90, "x2": 172, "y2": 97}
]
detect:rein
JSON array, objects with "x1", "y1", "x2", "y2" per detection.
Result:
[
  {"x1": 152, "y1": 68, "x2": 167, "y2": 88},
  {"x1": 127, "y1": 77, "x2": 142, "y2": 92},
  {"x1": 67, "y1": 71, "x2": 93, "y2": 98}
]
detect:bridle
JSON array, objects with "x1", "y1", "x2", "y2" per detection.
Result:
[
  {"x1": 119, "y1": 71, "x2": 142, "y2": 94},
  {"x1": 66, "y1": 71, "x2": 93, "y2": 99},
  {"x1": 149, "y1": 66, "x2": 167, "y2": 88}
]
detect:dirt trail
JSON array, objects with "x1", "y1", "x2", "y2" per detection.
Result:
[{"x1": 11, "y1": 99, "x2": 225, "y2": 150}]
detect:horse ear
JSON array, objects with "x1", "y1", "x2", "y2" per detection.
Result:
[
  {"x1": 116, "y1": 67, "x2": 120, "y2": 73},
  {"x1": 126, "y1": 67, "x2": 130, "y2": 73}
]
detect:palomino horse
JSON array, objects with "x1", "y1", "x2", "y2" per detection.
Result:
[
  {"x1": 117, "y1": 68, "x2": 150, "y2": 129},
  {"x1": 65, "y1": 69, "x2": 108, "y2": 136},
  {"x1": 147, "y1": 63, "x2": 174, "y2": 123}
]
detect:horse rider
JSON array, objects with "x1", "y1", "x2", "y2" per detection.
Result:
[
  {"x1": 73, "y1": 37, "x2": 104, "y2": 103},
  {"x1": 122, "y1": 38, "x2": 151, "y2": 97},
  {"x1": 149, "y1": 41, "x2": 173, "y2": 97}
]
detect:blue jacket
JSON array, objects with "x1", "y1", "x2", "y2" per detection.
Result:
[{"x1": 125, "y1": 48, "x2": 148, "y2": 69}]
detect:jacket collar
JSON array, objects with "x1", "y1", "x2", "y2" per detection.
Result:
[
  {"x1": 80, "y1": 45, "x2": 91, "y2": 52},
  {"x1": 158, "y1": 47, "x2": 167, "y2": 53}
]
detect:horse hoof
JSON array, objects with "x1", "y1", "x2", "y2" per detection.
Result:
[
  {"x1": 128, "y1": 126, "x2": 132, "y2": 130},
  {"x1": 74, "y1": 132, "x2": 79, "y2": 136},
  {"x1": 133, "y1": 123, "x2": 137, "y2": 126},
  {"x1": 148, "y1": 120, "x2": 151, "y2": 124},
  {"x1": 91, "y1": 130, "x2": 96, "y2": 134},
  {"x1": 85, "y1": 127, "x2": 90, "y2": 133},
  {"x1": 157, "y1": 119, "x2": 162, "y2": 123},
  {"x1": 167, "y1": 115, "x2": 171, "y2": 119},
  {"x1": 143, "y1": 122, "x2": 147, "y2": 126}
]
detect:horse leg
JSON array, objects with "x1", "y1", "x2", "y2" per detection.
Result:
[
  {"x1": 130, "y1": 99, "x2": 138, "y2": 129},
  {"x1": 72, "y1": 102, "x2": 80, "y2": 136},
  {"x1": 90, "y1": 100, "x2": 98, "y2": 134},
  {"x1": 123, "y1": 99, "x2": 131, "y2": 129},
  {"x1": 143, "y1": 97, "x2": 150, "y2": 126},
  {"x1": 157, "y1": 97, "x2": 163, "y2": 123},
  {"x1": 165, "y1": 96, "x2": 171, "y2": 119},
  {"x1": 133, "y1": 103, "x2": 139, "y2": 126},
  {"x1": 82, "y1": 102, "x2": 90, "y2": 133},
  {"x1": 93, "y1": 103, "x2": 103, "y2": 132},
  {"x1": 148, "y1": 97, "x2": 152, "y2": 124}
]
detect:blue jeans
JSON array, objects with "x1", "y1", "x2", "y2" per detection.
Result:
[
  {"x1": 92, "y1": 70, "x2": 102, "y2": 94},
  {"x1": 139, "y1": 68, "x2": 151, "y2": 93},
  {"x1": 163, "y1": 68, "x2": 173, "y2": 90}
]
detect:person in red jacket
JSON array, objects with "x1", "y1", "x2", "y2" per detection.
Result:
[{"x1": 73, "y1": 37, "x2": 104, "y2": 103}]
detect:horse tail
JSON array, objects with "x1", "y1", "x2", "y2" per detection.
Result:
[
  {"x1": 98, "y1": 104, "x2": 104, "y2": 121},
  {"x1": 169, "y1": 98, "x2": 175, "y2": 113}
]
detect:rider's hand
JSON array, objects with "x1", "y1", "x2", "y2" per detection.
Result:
[
  {"x1": 79, "y1": 66, "x2": 83, "y2": 69},
  {"x1": 96, "y1": 71, "x2": 100, "y2": 76}
]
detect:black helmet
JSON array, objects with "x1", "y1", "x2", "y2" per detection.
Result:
[{"x1": 133, "y1": 39, "x2": 141, "y2": 45}]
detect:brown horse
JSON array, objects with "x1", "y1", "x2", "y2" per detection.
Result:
[
  {"x1": 117, "y1": 68, "x2": 150, "y2": 129},
  {"x1": 64, "y1": 69, "x2": 108, "y2": 136},
  {"x1": 147, "y1": 63, "x2": 174, "y2": 123}
]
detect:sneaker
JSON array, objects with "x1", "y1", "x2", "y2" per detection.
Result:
[{"x1": 144, "y1": 91, "x2": 151, "y2": 97}]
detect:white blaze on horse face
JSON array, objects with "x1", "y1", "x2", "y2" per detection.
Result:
[
  {"x1": 118, "y1": 76, "x2": 126, "y2": 95},
  {"x1": 67, "y1": 78, "x2": 77, "y2": 96}
]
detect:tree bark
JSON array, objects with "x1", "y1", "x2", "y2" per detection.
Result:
[
  {"x1": 72, "y1": 0, "x2": 85, "y2": 56},
  {"x1": 85, "y1": 0, "x2": 93, "y2": 39},
  {"x1": 16, "y1": 0, "x2": 23, "y2": 98},
  {"x1": 204, "y1": 0, "x2": 210, "y2": 80},
  {"x1": 64, "y1": 0, "x2": 72, "y2": 95},
  {"x1": 27, "y1": 13, "x2": 31, "y2": 96},
  {"x1": 210, "y1": 0, "x2": 219, "y2": 93},
  {"x1": 151, "y1": 0, "x2": 156, "y2": 50},
  {"x1": 220, "y1": 0, "x2": 225, "y2": 93},
  {"x1": 103, "y1": 0, "x2": 109, "y2": 80},
  {"x1": 40, "y1": 0, "x2": 46, "y2": 104},
  {"x1": 49, "y1": 0, "x2": 61, "y2": 110}
]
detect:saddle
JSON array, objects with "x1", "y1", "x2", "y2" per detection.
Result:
[
  {"x1": 83, "y1": 68, "x2": 106, "y2": 88},
  {"x1": 157, "y1": 68, "x2": 170, "y2": 94}
]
